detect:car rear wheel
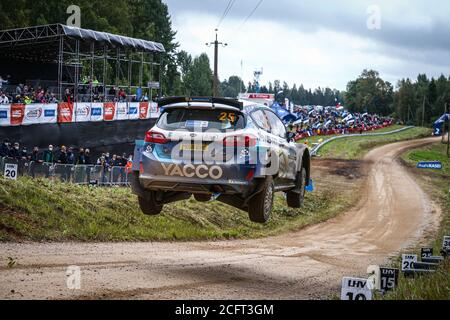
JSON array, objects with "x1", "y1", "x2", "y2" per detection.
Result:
[
  {"x1": 248, "y1": 177, "x2": 274, "y2": 224},
  {"x1": 138, "y1": 193, "x2": 163, "y2": 216},
  {"x1": 194, "y1": 194, "x2": 212, "y2": 202},
  {"x1": 286, "y1": 167, "x2": 306, "y2": 208}
]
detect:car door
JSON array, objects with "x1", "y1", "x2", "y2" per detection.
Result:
[
  {"x1": 249, "y1": 109, "x2": 280, "y2": 174},
  {"x1": 263, "y1": 110, "x2": 297, "y2": 182}
]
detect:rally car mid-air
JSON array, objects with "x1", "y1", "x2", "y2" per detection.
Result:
[{"x1": 131, "y1": 97, "x2": 311, "y2": 223}]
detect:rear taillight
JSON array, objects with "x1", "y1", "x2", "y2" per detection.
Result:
[
  {"x1": 223, "y1": 135, "x2": 257, "y2": 148},
  {"x1": 145, "y1": 130, "x2": 169, "y2": 144}
]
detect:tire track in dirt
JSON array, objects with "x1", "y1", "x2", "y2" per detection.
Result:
[{"x1": 0, "y1": 137, "x2": 442, "y2": 300}]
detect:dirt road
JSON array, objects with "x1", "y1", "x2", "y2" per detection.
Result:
[{"x1": 0, "y1": 138, "x2": 442, "y2": 300}]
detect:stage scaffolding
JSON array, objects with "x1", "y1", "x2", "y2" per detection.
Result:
[{"x1": 0, "y1": 24, "x2": 165, "y2": 102}]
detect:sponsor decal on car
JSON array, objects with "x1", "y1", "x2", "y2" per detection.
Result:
[
  {"x1": 161, "y1": 163, "x2": 223, "y2": 180},
  {"x1": 186, "y1": 120, "x2": 209, "y2": 128}
]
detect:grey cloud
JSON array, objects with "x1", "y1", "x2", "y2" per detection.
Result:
[{"x1": 164, "y1": 0, "x2": 450, "y2": 53}]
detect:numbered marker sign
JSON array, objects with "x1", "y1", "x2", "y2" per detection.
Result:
[
  {"x1": 341, "y1": 277, "x2": 373, "y2": 300},
  {"x1": 421, "y1": 248, "x2": 433, "y2": 259},
  {"x1": 443, "y1": 236, "x2": 450, "y2": 251},
  {"x1": 402, "y1": 254, "x2": 418, "y2": 272},
  {"x1": 4, "y1": 163, "x2": 18, "y2": 180},
  {"x1": 379, "y1": 268, "x2": 399, "y2": 293}
]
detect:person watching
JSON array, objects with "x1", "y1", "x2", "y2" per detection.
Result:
[
  {"x1": 8, "y1": 142, "x2": 21, "y2": 160},
  {"x1": 0, "y1": 139, "x2": 11, "y2": 157},
  {"x1": 30, "y1": 147, "x2": 43, "y2": 163},
  {"x1": 0, "y1": 92, "x2": 9, "y2": 104},
  {"x1": 58, "y1": 146, "x2": 68, "y2": 164}
]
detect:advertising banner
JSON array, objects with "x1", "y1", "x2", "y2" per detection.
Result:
[
  {"x1": 128, "y1": 102, "x2": 139, "y2": 120},
  {"x1": 74, "y1": 103, "x2": 91, "y2": 122},
  {"x1": 22, "y1": 104, "x2": 57, "y2": 125},
  {"x1": 139, "y1": 102, "x2": 149, "y2": 120},
  {"x1": 0, "y1": 105, "x2": 10, "y2": 126},
  {"x1": 116, "y1": 102, "x2": 129, "y2": 121},
  {"x1": 10, "y1": 104, "x2": 25, "y2": 126},
  {"x1": 58, "y1": 103, "x2": 74, "y2": 123},
  {"x1": 90, "y1": 103, "x2": 104, "y2": 122},
  {"x1": 150, "y1": 102, "x2": 160, "y2": 119},
  {"x1": 103, "y1": 102, "x2": 116, "y2": 121}
]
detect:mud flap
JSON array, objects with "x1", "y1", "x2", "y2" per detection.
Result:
[
  {"x1": 306, "y1": 179, "x2": 314, "y2": 193},
  {"x1": 130, "y1": 172, "x2": 149, "y2": 199}
]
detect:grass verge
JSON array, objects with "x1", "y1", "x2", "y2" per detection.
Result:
[
  {"x1": 0, "y1": 175, "x2": 355, "y2": 242},
  {"x1": 298, "y1": 124, "x2": 406, "y2": 146},
  {"x1": 317, "y1": 126, "x2": 431, "y2": 160},
  {"x1": 380, "y1": 142, "x2": 450, "y2": 300}
]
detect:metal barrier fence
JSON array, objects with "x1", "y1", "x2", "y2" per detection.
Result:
[
  {"x1": 0, "y1": 157, "x2": 131, "y2": 186},
  {"x1": 310, "y1": 126, "x2": 416, "y2": 156}
]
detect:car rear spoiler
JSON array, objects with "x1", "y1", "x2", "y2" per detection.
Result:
[{"x1": 158, "y1": 96, "x2": 244, "y2": 111}]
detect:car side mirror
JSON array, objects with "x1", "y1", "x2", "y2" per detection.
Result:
[{"x1": 286, "y1": 132, "x2": 295, "y2": 142}]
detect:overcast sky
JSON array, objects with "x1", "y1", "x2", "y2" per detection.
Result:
[{"x1": 163, "y1": 0, "x2": 450, "y2": 91}]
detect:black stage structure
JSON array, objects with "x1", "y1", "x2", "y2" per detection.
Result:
[
  {"x1": 0, "y1": 24, "x2": 165, "y2": 101},
  {"x1": 0, "y1": 24, "x2": 165, "y2": 153}
]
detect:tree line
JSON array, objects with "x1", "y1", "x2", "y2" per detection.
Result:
[
  {"x1": 344, "y1": 69, "x2": 450, "y2": 124},
  {"x1": 0, "y1": 0, "x2": 180, "y2": 95},
  {"x1": 1, "y1": 1, "x2": 449, "y2": 125}
]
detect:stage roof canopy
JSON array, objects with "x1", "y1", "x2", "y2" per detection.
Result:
[
  {"x1": 60, "y1": 25, "x2": 165, "y2": 53},
  {"x1": 0, "y1": 24, "x2": 165, "y2": 62}
]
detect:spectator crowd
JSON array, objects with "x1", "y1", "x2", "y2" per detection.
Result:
[
  {"x1": 289, "y1": 106, "x2": 393, "y2": 140},
  {"x1": 1, "y1": 139, "x2": 132, "y2": 167},
  {"x1": 0, "y1": 74, "x2": 154, "y2": 105},
  {"x1": 1, "y1": 138, "x2": 133, "y2": 183}
]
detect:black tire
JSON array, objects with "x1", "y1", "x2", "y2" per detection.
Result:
[
  {"x1": 248, "y1": 177, "x2": 274, "y2": 223},
  {"x1": 138, "y1": 193, "x2": 163, "y2": 216},
  {"x1": 286, "y1": 167, "x2": 306, "y2": 208},
  {"x1": 194, "y1": 194, "x2": 212, "y2": 202}
]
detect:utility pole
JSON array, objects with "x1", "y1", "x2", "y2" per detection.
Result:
[{"x1": 206, "y1": 29, "x2": 227, "y2": 97}]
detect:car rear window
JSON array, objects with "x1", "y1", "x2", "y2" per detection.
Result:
[{"x1": 157, "y1": 108, "x2": 245, "y2": 132}]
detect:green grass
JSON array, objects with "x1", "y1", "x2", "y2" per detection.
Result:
[
  {"x1": 298, "y1": 125, "x2": 406, "y2": 146},
  {"x1": 403, "y1": 142, "x2": 450, "y2": 176},
  {"x1": 379, "y1": 142, "x2": 450, "y2": 300},
  {"x1": 317, "y1": 127, "x2": 432, "y2": 160},
  {"x1": 0, "y1": 176, "x2": 354, "y2": 242}
]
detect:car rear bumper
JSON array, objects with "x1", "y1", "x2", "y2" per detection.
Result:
[
  {"x1": 137, "y1": 152, "x2": 256, "y2": 195},
  {"x1": 139, "y1": 176, "x2": 251, "y2": 194}
]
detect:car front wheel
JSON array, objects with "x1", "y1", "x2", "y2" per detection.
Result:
[
  {"x1": 286, "y1": 167, "x2": 306, "y2": 208},
  {"x1": 248, "y1": 177, "x2": 274, "y2": 223}
]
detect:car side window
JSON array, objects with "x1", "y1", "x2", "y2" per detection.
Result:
[
  {"x1": 264, "y1": 110, "x2": 287, "y2": 139},
  {"x1": 250, "y1": 110, "x2": 271, "y2": 133}
]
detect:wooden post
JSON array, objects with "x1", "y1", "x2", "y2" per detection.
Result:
[
  {"x1": 422, "y1": 96, "x2": 426, "y2": 127},
  {"x1": 444, "y1": 103, "x2": 447, "y2": 144},
  {"x1": 445, "y1": 102, "x2": 450, "y2": 157}
]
